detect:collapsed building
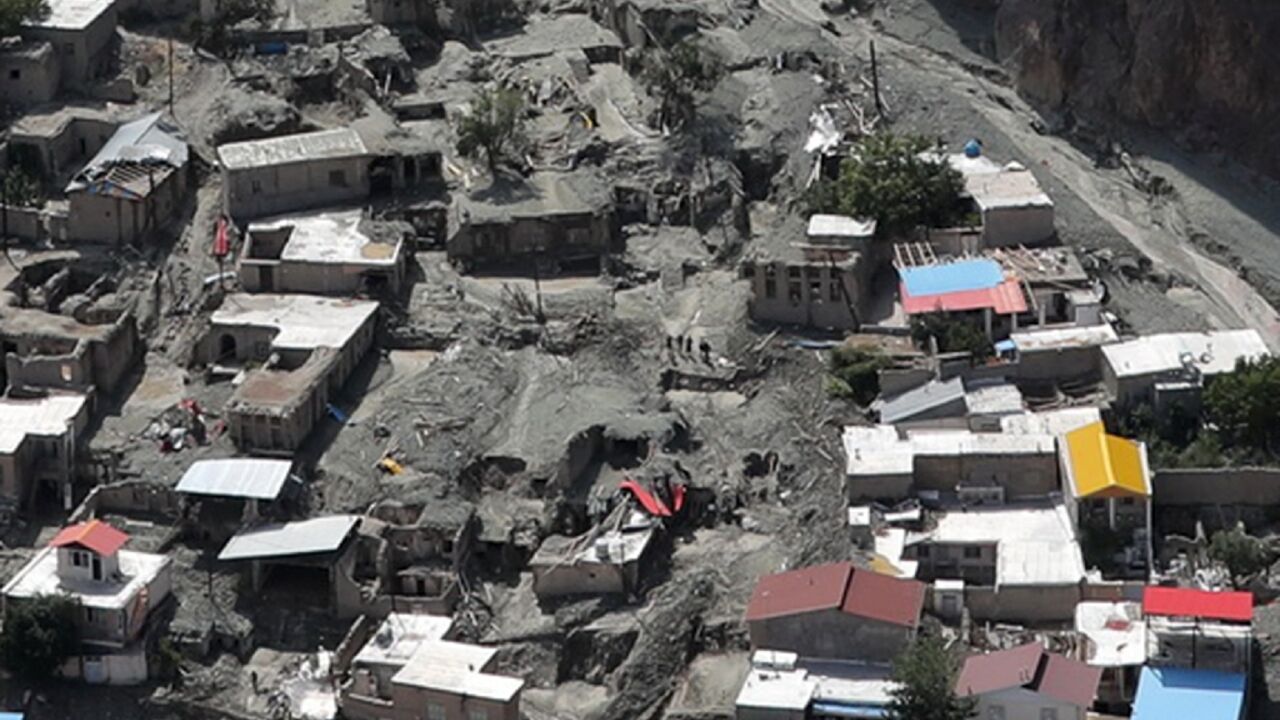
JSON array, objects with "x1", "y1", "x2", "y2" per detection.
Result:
[
  {"x1": 197, "y1": 294, "x2": 379, "y2": 452},
  {"x1": 1, "y1": 295, "x2": 141, "y2": 398},
  {"x1": 530, "y1": 510, "x2": 657, "y2": 600},
  {"x1": 360, "y1": 497, "x2": 475, "y2": 616}
]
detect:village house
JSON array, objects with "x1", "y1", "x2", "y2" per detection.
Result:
[
  {"x1": 734, "y1": 650, "x2": 899, "y2": 720},
  {"x1": 217, "y1": 128, "x2": 373, "y2": 220},
  {"x1": 529, "y1": 512, "x2": 656, "y2": 600},
  {"x1": 1131, "y1": 667, "x2": 1245, "y2": 720},
  {"x1": 743, "y1": 214, "x2": 876, "y2": 330},
  {"x1": 217, "y1": 515, "x2": 363, "y2": 617},
  {"x1": 842, "y1": 425, "x2": 1059, "y2": 503},
  {"x1": 448, "y1": 171, "x2": 617, "y2": 273},
  {"x1": 1, "y1": 303, "x2": 140, "y2": 398},
  {"x1": 996, "y1": 323, "x2": 1119, "y2": 382},
  {"x1": 886, "y1": 502, "x2": 1087, "y2": 622},
  {"x1": 926, "y1": 150, "x2": 1056, "y2": 250},
  {"x1": 339, "y1": 612, "x2": 524, "y2": 720},
  {"x1": 955, "y1": 641, "x2": 1101, "y2": 720},
  {"x1": 744, "y1": 562, "x2": 925, "y2": 663},
  {"x1": 197, "y1": 294, "x2": 379, "y2": 452},
  {"x1": 5, "y1": 104, "x2": 124, "y2": 183},
  {"x1": 1075, "y1": 600, "x2": 1146, "y2": 710},
  {"x1": 64, "y1": 112, "x2": 190, "y2": 246},
  {"x1": 1, "y1": 520, "x2": 173, "y2": 684},
  {"x1": 1060, "y1": 421, "x2": 1152, "y2": 575},
  {"x1": 1100, "y1": 329, "x2": 1270, "y2": 408},
  {"x1": 238, "y1": 208, "x2": 407, "y2": 296},
  {"x1": 875, "y1": 376, "x2": 1024, "y2": 429},
  {"x1": 19, "y1": 0, "x2": 118, "y2": 92},
  {"x1": 1143, "y1": 586, "x2": 1253, "y2": 675},
  {"x1": 0, "y1": 39, "x2": 59, "y2": 108},
  {"x1": 0, "y1": 390, "x2": 91, "y2": 509},
  {"x1": 363, "y1": 498, "x2": 474, "y2": 615},
  {"x1": 175, "y1": 458, "x2": 300, "y2": 541}
]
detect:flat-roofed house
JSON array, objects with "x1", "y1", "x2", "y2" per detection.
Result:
[
  {"x1": 217, "y1": 128, "x2": 373, "y2": 220},
  {"x1": 1100, "y1": 330, "x2": 1270, "y2": 408},
  {"x1": 0, "y1": 39, "x2": 59, "y2": 107},
  {"x1": 0, "y1": 390, "x2": 91, "y2": 508},
  {"x1": 339, "y1": 612, "x2": 524, "y2": 720},
  {"x1": 744, "y1": 562, "x2": 924, "y2": 663},
  {"x1": 1, "y1": 520, "x2": 173, "y2": 684},
  {"x1": 239, "y1": 209, "x2": 407, "y2": 296},
  {"x1": 956, "y1": 642, "x2": 1101, "y2": 720},
  {"x1": 198, "y1": 294, "x2": 379, "y2": 452},
  {"x1": 20, "y1": 0, "x2": 118, "y2": 90}
]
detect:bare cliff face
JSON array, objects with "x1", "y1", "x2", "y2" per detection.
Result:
[{"x1": 994, "y1": 0, "x2": 1280, "y2": 175}]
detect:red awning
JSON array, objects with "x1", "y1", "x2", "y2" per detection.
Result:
[
  {"x1": 213, "y1": 216, "x2": 230, "y2": 258},
  {"x1": 1142, "y1": 586, "x2": 1253, "y2": 623}
]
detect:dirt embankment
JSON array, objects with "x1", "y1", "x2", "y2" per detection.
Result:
[{"x1": 994, "y1": 0, "x2": 1280, "y2": 179}]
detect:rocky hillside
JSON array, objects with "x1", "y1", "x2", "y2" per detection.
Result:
[{"x1": 994, "y1": 0, "x2": 1280, "y2": 176}]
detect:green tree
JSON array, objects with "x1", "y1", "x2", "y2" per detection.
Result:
[
  {"x1": 910, "y1": 315, "x2": 990, "y2": 360},
  {"x1": 640, "y1": 39, "x2": 723, "y2": 131},
  {"x1": 887, "y1": 634, "x2": 976, "y2": 720},
  {"x1": 828, "y1": 343, "x2": 890, "y2": 406},
  {"x1": 0, "y1": 594, "x2": 81, "y2": 683},
  {"x1": 0, "y1": 0, "x2": 47, "y2": 37},
  {"x1": 456, "y1": 86, "x2": 527, "y2": 172},
  {"x1": 810, "y1": 134, "x2": 965, "y2": 239},
  {"x1": 3, "y1": 166, "x2": 40, "y2": 208},
  {"x1": 1204, "y1": 356, "x2": 1280, "y2": 457},
  {"x1": 1208, "y1": 524, "x2": 1271, "y2": 588}
]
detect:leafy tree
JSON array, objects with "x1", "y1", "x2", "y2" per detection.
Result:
[
  {"x1": 829, "y1": 343, "x2": 890, "y2": 406},
  {"x1": 1208, "y1": 524, "x2": 1272, "y2": 588},
  {"x1": 910, "y1": 315, "x2": 990, "y2": 360},
  {"x1": 887, "y1": 634, "x2": 976, "y2": 720},
  {"x1": 1204, "y1": 356, "x2": 1280, "y2": 457},
  {"x1": 0, "y1": 0, "x2": 47, "y2": 37},
  {"x1": 0, "y1": 594, "x2": 80, "y2": 682},
  {"x1": 456, "y1": 86, "x2": 527, "y2": 172},
  {"x1": 640, "y1": 39, "x2": 723, "y2": 132},
  {"x1": 3, "y1": 166, "x2": 40, "y2": 208},
  {"x1": 810, "y1": 134, "x2": 965, "y2": 239}
]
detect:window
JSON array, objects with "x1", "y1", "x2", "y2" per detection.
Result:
[
  {"x1": 741, "y1": 264, "x2": 755, "y2": 280},
  {"x1": 804, "y1": 265, "x2": 819, "y2": 278},
  {"x1": 442, "y1": 539, "x2": 454, "y2": 555},
  {"x1": 426, "y1": 702, "x2": 446, "y2": 720},
  {"x1": 72, "y1": 551, "x2": 88, "y2": 567},
  {"x1": 85, "y1": 607, "x2": 97, "y2": 623},
  {"x1": 8, "y1": 69, "x2": 18, "y2": 80},
  {"x1": 986, "y1": 706, "x2": 1005, "y2": 720},
  {"x1": 787, "y1": 281, "x2": 801, "y2": 304},
  {"x1": 764, "y1": 278, "x2": 776, "y2": 299},
  {"x1": 329, "y1": 169, "x2": 348, "y2": 187},
  {"x1": 809, "y1": 281, "x2": 822, "y2": 302},
  {"x1": 469, "y1": 711, "x2": 488, "y2": 720},
  {"x1": 963, "y1": 546, "x2": 982, "y2": 560},
  {"x1": 1121, "y1": 497, "x2": 1135, "y2": 506},
  {"x1": 829, "y1": 280, "x2": 842, "y2": 302},
  {"x1": 1040, "y1": 709, "x2": 1058, "y2": 720},
  {"x1": 251, "y1": 179, "x2": 263, "y2": 194},
  {"x1": 787, "y1": 267, "x2": 801, "y2": 278}
]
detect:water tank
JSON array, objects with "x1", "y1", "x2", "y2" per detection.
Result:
[{"x1": 964, "y1": 139, "x2": 983, "y2": 158}]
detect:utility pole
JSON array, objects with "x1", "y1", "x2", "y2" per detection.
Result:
[
  {"x1": 168, "y1": 37, "x2": 175, "y2": 114},
  {"x1": 870, "y1": 40, "x2": 883, "y2": 119}
]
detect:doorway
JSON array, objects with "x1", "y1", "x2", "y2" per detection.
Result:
[{"x1": 219, "y1": 334, "x2": 237, "y2": 360}]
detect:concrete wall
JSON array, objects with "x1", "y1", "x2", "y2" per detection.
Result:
[
  {"x1": 223, "y1": 157, "x2": 370, "y2": 220},
  {"x1": 846, "y1": 472, "x2": 914, "y2": 503},
  {"x1": 23, "y1": 5, "x2": 119, "y2": 88},
  {"x1": 973, "y1": 686, "x2": 1084, "y2": 720},
  {"x1": 67, "y1": 168, "x2": 186, "y2": 245},
  {"x1": 745, "y1": 258, "x2": 865, "y2": 330},
  {"x1": 1152, "y1": 467, "x2": 1280, "y2": 506},
  {"x1": 0, "y1": 204, "x2": 48, "y2": 241},
  {"x1": 389, "y1": 678, "x2": 520, "y2": 720},
  {"x1": 367, "y1": 0, "x2": 435, "y2": 26},
  {"x1": 1015, "y1": 345, "x2": 1104, "y2": 383},
  {"x1": 448, "y1": 213, "x2": 615, "y2": 271},
  {"x1": 964, "y1": 583, "x2": 1081, "y2": 623},
  {"x1": 0, "y1": 45, "x2": 59, "y2": 108},
  {"x1": 69, "y1": 480, "x2": 182, "y2": 524},
  {"x1": 914, "y1": 452, "x2": 1059, "y2": 499},
  {"x1": 241, "y1": 256, "x2": 404, "y2": 296},
  {"x1": 532, "y1": 561, "x2": 629, "y2": 598},
  {"x1": 61, "y1": 645, "x2": 148, "y2": 685},
  {"x1": 982, "y1": 205, "x2": 1056, "y2": 248},
  {"x1": 747, "y1": 609, "x2": 912, "y2": 663}
]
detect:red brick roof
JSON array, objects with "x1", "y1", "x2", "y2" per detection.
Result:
[
  {"x1": 1143, "y1": 586, "x2": 1253, "y2": 623},
  {"x1": 957, "y1": 642, "x2": 1101, "y2": 709},
  {"x1": 744, "y1": 562, "x2": 924, "y2": 628},
  {"x1": 49, "y1": 520, "x2": 129, "y2": 557}
]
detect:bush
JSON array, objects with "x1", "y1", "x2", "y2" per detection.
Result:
[
  {"x1": 887, "y1": 634, "x2": 976, "y2": 720},
  {"x1": 639, "y1": 39, "x2": 723, "y2": 132},
  {"x1": 1208, "y1": 524, "x2": 1272, "y2": 588},
  {"x1": 456, "y1": 87, "x2": 527, "y2": 172},
  {"x1": 0, "y1": 0, "x2": 47, "y2": 38},
  {"x1": 1204, "y1": 356, "x2": 1280, "y2": 458},
  {"x1": 809, "y1": 133, "x2": 965, "y2": 239},
  {"x1": 828, "y1": 344, "x2": 889, "y2": 406},
  {"x1": 0, "y1": 594, "x2": 81, "y2": 682},
  {"x1": 910, "y1": 315, "x2": 990, "y2": 360}
]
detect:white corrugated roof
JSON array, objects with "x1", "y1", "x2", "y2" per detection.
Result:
[
  {"x1": 843, "y1": 425, "x2": 1054, "y2": 478},
  {"x1": 176, "y1": 458, "x2": 294, "y2": 500},
  {"x1": 218, "y1": 515, "x2": 359, "y2": 561},
  {"x1": 211, "y1": 294, "x2": 378, "y2": 350},
  {"x1": 806, "y1": 214, "x2": 876, "y2": 239},
  {"x1": 216, "y1": 128, "x2": 369, "y2": 170},
  {"x1": 1011, "y1": 323, "x2": 1119, "y2": 352},
  {"x1": 392, "y1": 640, "x2": 523, "y2": 701},
  {"x1": 1101, "y1": 330, "x2": 1270, "y2": 379}
]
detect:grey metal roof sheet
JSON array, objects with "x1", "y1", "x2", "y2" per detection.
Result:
[
  {"x1": 879, "y1": 377, "x2": 965, "y2": 424},
  {"x1": 175, "y1": 458, "x2": 294, "y2": 500},
  {"x1": 218, "y1": 515, "x2": 359, "y2": 561}
]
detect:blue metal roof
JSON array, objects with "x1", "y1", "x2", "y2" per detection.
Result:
[
  {"x1": 1132, "y1": 667, "x2": 1245, "y2": 720},
  {"x1": 811, "y1": 701, "x2": 889, "y2": 719},
  {"x1": 899, "y1": 259, "x2": 1003, "y2": 297},
  {"x1": 0, "y1": 712, "x2": 24, "y2": 720}
]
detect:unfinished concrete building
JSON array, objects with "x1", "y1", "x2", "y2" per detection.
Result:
[
  {"x1": 239, "y1": 209, "x2": 407, "y2": 296},
  {"x1": 217, "y1": 128, "x2": 373, "y2": 220},
  {"x1": 0, "y1": 39, "x2": 59, "y2": 108},
  {"x1": 743, "y1": 215, "x2": 877, "y2": 330},
  {"x1": 198, "y1": 294, "x2": 379, "y2": 452},
  {"x1": 361, "y1": 498, "x2": 475, "y2": 615},
  {"x1": 448, "y1": 171, "x2": 617, "y2": 273},
  {"x1": 65, "y1": 112, "x2": 190, "y2": 245},
  {"x1": 19, "y1": 0, "x2": 119, "y2": 92}
]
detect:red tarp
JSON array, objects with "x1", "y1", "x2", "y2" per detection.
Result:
[
  {"x1": 213, "y1": 216, "x2": 230, "y2": 258},
  {"x1": 1142, "y1": 586, "x2": 1253, "y2": 623},
  {"x1": 900, "y1": 278, "x2": 1028, "y2": 316},
  {"x1": 619, "y1": 478, "x2": 684, "y2": 517}
]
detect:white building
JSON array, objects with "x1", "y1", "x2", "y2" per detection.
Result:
[
  {"x1": 239, "y1": 209, "x2": 406, "y2": 296},
  {"x1": 1101, "y1": 330, "x2": 1270, "y2": 406},
  {"x1": 1, "y1": 520, "x2": 173, "y2": 684},
  {"x1": 735, "y1": 650, "x2": 898, "y2": 720},
  {"x1": 942, "y1": 153, "x2": 1056, "y2": 248},
  {"x1": 217, "y1": 128, "x2": 372, "y2": 219},
  {"x1": 0, "y1": 391, "x2": 91, "y2": 506}
]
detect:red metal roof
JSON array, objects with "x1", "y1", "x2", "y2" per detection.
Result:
[
  {"x1": 1143, "y1": 586, "x2": 1253, "y2": 623},
  {"x1": 957, "y1": 642, "x2": 1100, "y2": 709},
  {"x1": 48, "y1": 520, "x2": 128, "y2": 557},
  {"x1": 900, "y1": 278, "x2": 1028, "y2": 316},
  {"x1": 744, "y1": 562, "x2": 925, "y2": 627},
  {"x1": 842, "y1": 565, "x2": 925, "y2": 628},
  {"x1": 744, "y1": 562, "x2": 852, "y2": 622}
]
